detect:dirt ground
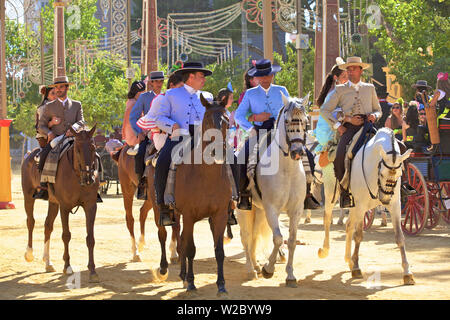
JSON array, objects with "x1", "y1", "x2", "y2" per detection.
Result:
[{"x1": 1, "y1": 172, "x2": 449, "y2": 300}]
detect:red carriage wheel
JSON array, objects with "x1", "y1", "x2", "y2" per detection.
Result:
[
  {"x1": 401, "y1": 163, "x2": 429, "y2": 236},
  {"x1": 440, "y1": 182, "x2": 450, "y2": 224},
  {"x1": 363, "y1": 209, "x2": 375, "y2": 231},
  {"x1": 426, "y1": 182, "x2": 441, "y2": 229}
]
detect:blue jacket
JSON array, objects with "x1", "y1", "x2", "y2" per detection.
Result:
[
  {"x1": 129, "y1": 91, "x2": 156, "y2": 135},
  {"x1": 154, "y1": 86, "x2": 213, "y2": 134},
  {"x1": 235, "y1": 84, "x2": 290, "y2": 131}
]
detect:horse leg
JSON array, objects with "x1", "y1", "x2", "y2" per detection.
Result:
[
  {"x1": 182, "y1": 220, "x2": 196, "y2": 292},
  {"x1": 170, "y1": 215, "x2": 181, "y2": 264},
  {"x1": 138, "y1": 200, "x2": 152, "y2": 253},
  {"x1": 285, "y1": 208, "x2": 301, "y2": 288},
  {"x1": 344, "y1": 208, "x2": 356, "y2": 271},
  {"x1": 319, "y1": 173, "x2": 338, "y2": 258},
  {"x1": 304, "y1": 209, "x2": 311, "y2": 224},
  {"x1": 60, "y1": 207, "x2": 73, "y2": 275},
  {"x1": 236, "y1": 208, "x2": 258, "y2": 280},
  {"x1": 84, "y1": 202, "x2": 99, "y2": 283},
  {"x1": 156, "y1": 223, "x2": 169, "y2": 280},
  {"x1": 337, "y1": 208, "x2": 346, "y2": 225},
  {"x1": 24, "y1": 194, "x2": 36, "y2": 262},
  {"x1": 261, "y1": 205, "x2": 283, "y2": 279},
  {"x1": 210, "y1": 213, "x2": 228, "y2": 296},
  {"x1": 351, "y1": 219, "x2": 364, "y2": 279},
  {"x1": 389, "y1": 201, "x2": 415, "y2": 285},
  {"x1": 380, "y1": 206, "x2": 388, "y2": 227},
  {"x1": 43, "y1": 202, "x2": 59, "y2": 272},
  {"x1": 123, "y1": 186, "x2": 140, "y2": 262}
]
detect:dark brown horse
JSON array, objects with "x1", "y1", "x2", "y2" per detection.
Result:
[
  {"x1": 115, "y1": 142, "x2": 181, "y2": 269},
  {"x1": 21, "y1": 126, "x2": 100, "y2": 282},
  {"x1": 166, "y1": 96, "x2": 232, "y2": 295}
]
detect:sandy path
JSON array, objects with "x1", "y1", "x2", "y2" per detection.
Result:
[{"x1": 1, "y1": 173, "x2": 449, "y2": 300}]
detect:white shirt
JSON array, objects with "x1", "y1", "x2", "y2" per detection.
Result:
[
  {"x1": 58, "y1": 97, "x2": 68, "y2": 106},
  {"x1": 260, "y1": 84, "x2": 272, "y2": 95},
  {"x1": 348, "y1": 80, "x2": 361, "y2": 91},
  {"x1": 184, "y1": 84, "x2": 197, "y2": 95}
]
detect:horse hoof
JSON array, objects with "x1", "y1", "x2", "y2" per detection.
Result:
[
  {"x1": 25, "y1": 249, "x2": 34, "y2": 262},
  {"x1": 224, "y1": 236, "x2": 231, "y2": 245},
  {"x1": 45, "y1": 264, "x2": 56, "y2": 273},
  {"x1": 403, "y1": 274, "x2": 415, "y2": 285},
  {"x1": 186, "y1": 283, "x2": 197, "y2": 293},
  {"x1": 254, "y1": 265, "x2": 262, "y2": 274},
  {"x1": 170, "y1": 256, "x2": 180, "y2": 265},
  {"x1": 217, "y1": 288, "x2": 228, "y2": 298},
  {"x1": 318, "y1": 248, "x2": 329, "y2": 259},
  {"x1": 157, "y1": 268, "x2": 169, "y2": 281},
  {"x1": 352, "y1": 269, "x2": 363, "y2": 279},
  {"x1": 64, "y1": 266, "x2": 73, "y2": 275},
  {"x1": 89, "y1": 273, "x2": 100, "y2": 283},
  {"x1": 261, "y1": 266, "x2": 274, "y2": 279},
  {"x1": 304, "y1": 217, "x2": 311, "y2": 224},
  {"x1": 337, "y1": 220, "x2": 344, "y2": 226},
  {"x1": 247, "y1": 271, "x2": 258, "y2": 280},
  {"x1": 131, "y1": 255, "x2": 142, "y2": 263},
  {"x1": 286, "y1": 279, "x2": 298, "y2": 288},
  {"x1": 380, "y1": 221, "x2": 387, "y2": 227}
]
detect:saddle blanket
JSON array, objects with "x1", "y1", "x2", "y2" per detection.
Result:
[{"x1": 41, "y1": 137, "x2": 74, "y2": 184}]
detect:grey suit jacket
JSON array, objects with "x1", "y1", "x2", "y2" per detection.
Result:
[
  {"x1": 38, "y1": 98, "x2": 84, "y2": 137},
  {"x1": 320, "y1": 82, "x2": 382, "y2": 128}
]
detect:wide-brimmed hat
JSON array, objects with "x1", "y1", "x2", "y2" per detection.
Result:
[
  {"x1": 149, "y1": 71, "x2": 165, "y2": 81},
  {"x1": 411, "y1": 80, "x2": 432, "y2": 89},
  {"x1": 48, "y1": 75, "x2": 74, "y2": 87},
  {"x1": 338, "y1": 56, "x2": 370, "y2": 70},
  {"x1": 174, "y1": 61, "x2": 212, "y2": 77},
  {"x1": 248, "y1": 59, "x2": 281, "y2": 77}
]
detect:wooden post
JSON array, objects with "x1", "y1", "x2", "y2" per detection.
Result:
[
  {"x1": 0, "y1": 0, "x2": 15, "y2": 209},
  {"x1": 145, "y1": 0, "x2": 158, "y2": 86},
  {"x1": 262, "y1": 0, "x2": 273, "y2": 61},
  {"x1": 126, "y1": 0, "x2": 132, "y2": 88},
  {"x1": 53, "y1": 1, "x2": 66, "y2": 79},
  {"x1": 314, "y1": 1, "x2": 323, "y2": 103},
  {"x1": 296, "y1": 0, "x2": 302, "y2": 97},
  {"x1": 324, "y1": 0, "x2": 340, "y2": 74}
]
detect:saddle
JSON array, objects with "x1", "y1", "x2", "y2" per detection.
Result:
[
  {"x1": 40, "y1": 137, "x2": 75, "y2": 184},
  {"x1": 341, "y1": 122, "x2": 377, "y2": 190}
]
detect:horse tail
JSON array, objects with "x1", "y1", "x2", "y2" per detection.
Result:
[{"x1": 253, "y1": 207, "x2": 273, "y2": 259}]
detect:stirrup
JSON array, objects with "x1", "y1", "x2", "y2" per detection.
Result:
[
  {"x1": 126, "y1": 144, "x2": 139, "y2": 156},
  {"x1": 237, "y1": 192, "x2": 252, "y2": 210},
  {"x1": 158, "y1": 204, "x2": 176, "y2": 226},
  {"x1": 339, "y1": 191, "x2": 355, "y2": 208}
]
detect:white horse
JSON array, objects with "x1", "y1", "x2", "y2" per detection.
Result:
[
  {"x1": 321, "y1": 127, "x2": 415, "y2": 284},
  {"x1": 236, "y1": 93, "x2": 308, "y2": 288}
]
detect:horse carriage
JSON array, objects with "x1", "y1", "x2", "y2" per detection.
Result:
[{"x1": 363, "y1": 113, "x2": 450, "y2": 235}]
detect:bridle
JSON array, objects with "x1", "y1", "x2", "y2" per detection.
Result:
[
  {"x1": 73, "y1": 134, "x2": 96, "y2": 186},
  {"x1": 275, "y1": 102, "x2": 307, "y2": 158},
  {"x1": 362, "y1": 130, "x2": 401, "y2": 201}
]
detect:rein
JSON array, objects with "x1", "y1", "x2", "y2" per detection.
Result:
[{"x1": 275, "y1": 103, "x2": 306, "y2": 157}]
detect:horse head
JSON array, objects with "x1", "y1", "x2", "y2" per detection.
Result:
[
  {"x1": 70, "y1": 124, "x2": 97, "y2": 186},
  {"x1": 277, "y1": 92, "x2": 310, "y2": 161},
  {"x1": 377, "y1": 129, "x2": 412, "y2": 204},
  {"x1": 200, "y1": 94, "x2": 229, "y2": 164}
]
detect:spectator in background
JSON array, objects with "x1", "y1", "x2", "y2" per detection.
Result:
[
  {"x1": 122, "y1": 80, "x2": 146, "y2": 147},
  {"x1": 375, "y1": 86, "x2": 392, "y2": 129},
  {"x1": 385, "y1": 98, "x2": 405, "y2": 141},
  {"x1": 238, "y1": 66, "x2": 259, "y2": 105}
]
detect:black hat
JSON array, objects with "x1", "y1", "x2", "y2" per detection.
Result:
[
  {"x1": 412, "y1": 80, "x2": 432, "y2": 89},
  {"x1": 128, "y1": 80, "x2": 146, "y2": 99},
  {"x1": 174, "y1": 61, "x2": 212, "y2": 77},
  {"x1": 247, "y1": 59, "x2": 281, "y2": 77}
]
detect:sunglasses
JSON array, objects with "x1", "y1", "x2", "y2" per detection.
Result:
[
  {"x1": 419, "y1": 112, "x2": 426, "y2": 115},
  {"x1": 392, "y1": 106, "x2": 401, "y2": 109}
]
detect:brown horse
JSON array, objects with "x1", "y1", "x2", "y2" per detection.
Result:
[
  {"x1": 21, "y1": 126, "x2": 100, "y2": 282},
  {"x1": 115, "y1": 143, "x2": 181, "y2": 268},
  {"x1": 164, "y1": 95, "x2": 231, "y2": 295}
]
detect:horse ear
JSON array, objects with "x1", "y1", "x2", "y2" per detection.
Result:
[
  {"x1": 200, "y1": 93, "x2": 211, "y2": 109},
  {"x1": 400, "y1": 148, "x2": 412, "y2": 162},
  {"x1": 302, "y1": 92, "x2": 310, "y2": 107},
  {"x1": 89, "y1": 123, "x2": 97, "y2": 137},
  {"x1": 281, "y1": 92, "x2": 289, "y2": 107}
]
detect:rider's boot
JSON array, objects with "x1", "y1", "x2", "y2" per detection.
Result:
[
  {"x1": 158, "y1": 203, "x2": 176, "y2": 226},
  {"x1": 339, "y1": 186, "x2": 355, "y2": 208},
  {"x1": 304, "y1": 182, "x2": 321, "y2": 209},
  {"x1": 227, "y1": 201, "x2": 238, "y2": 225},
  {"x1": 136, "y1": 176, "x2": 148, "y2": 200},
  {"x1": 33, "y1": 182, "x2": 49, "y2": 200}
]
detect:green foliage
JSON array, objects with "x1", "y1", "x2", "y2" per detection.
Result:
[
  {"x1": 203, "y1": 56, "x2": 246, "y2": 110},
  {"x1": 9, "y1": 102, "x2": 37, "y2": 138},
  {"x1": 273, "y1": 41, "x2": 315, "y2": 106},
  {"x1": 371, "y1": 0, "x2": 450, "y2": 98}
]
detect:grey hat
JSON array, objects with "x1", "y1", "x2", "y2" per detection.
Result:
[
  {"x1": 411, "y1": 80, "x2": 432, "y2": 89},
  {"x1": 149, "y1": 71, "x2": 165, "y2": 80}
]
